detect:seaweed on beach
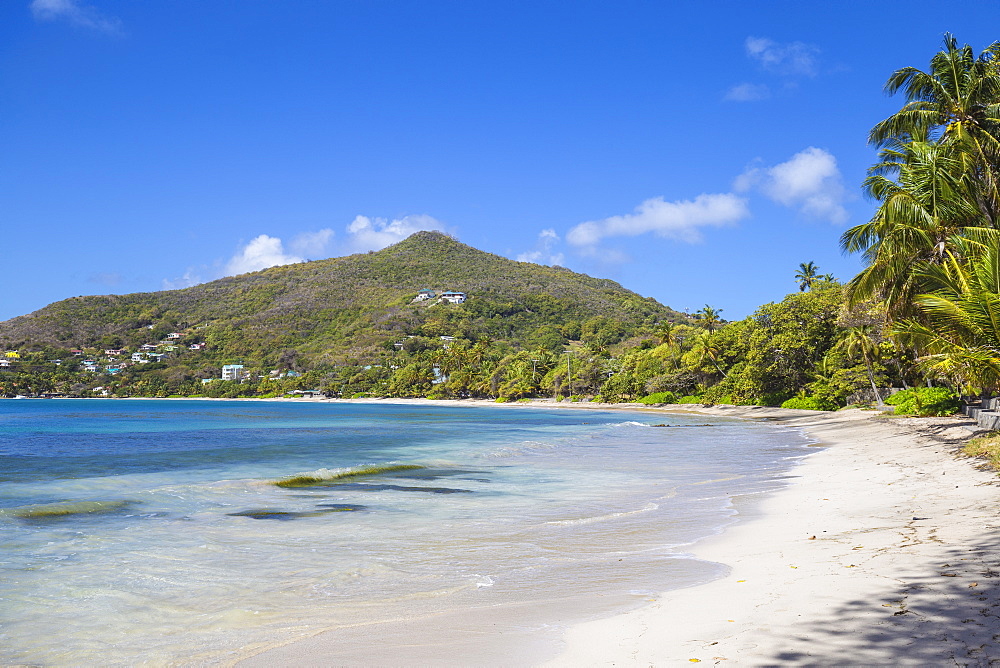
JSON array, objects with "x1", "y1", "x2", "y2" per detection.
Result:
[
  {"x1": 4, "y1": 499, "x2": 138, "y2": 520},
  {"x1": 274, "y1": 464, "x2": 425, "y2": 488}
]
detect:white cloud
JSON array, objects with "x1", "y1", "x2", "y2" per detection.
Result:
[
  {"x1": 566, "y1": 194, "x2": 750, "y2": 248},
  {"x1": 725, "y1": 82, "x2": 770, "y2": 102},
  {"x1": 745, "y1": 37, "x2": 819, "y2": 77},
  {"x1": 225, "y1": 235, "x2": 304, "y2": 275},
  {"x1": 162, "y1": 270, "x2": 203, "y2": 291},
  {"x1": 87, "y1": 271, "x2": 122, "y2": 286},
  {"x1": 736, "y1": 147, "x2": 848, "y2": 224},
  {"x1": 344, "y1": 214, "x2": 445, "y2": 252},
  {"x1": 517, "y1": 228, "x2": 566, "y2": 266},
  {"x1": 30, "y1": 0, "x2": 122, "y2": 33},
  {"x1": 289, "y1": 228, "x2": 334, "y2": 257}
]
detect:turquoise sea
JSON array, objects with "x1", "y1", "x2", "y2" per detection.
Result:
[{"x1": 0, "y1": 399, "x2": 812, "y2": 665}]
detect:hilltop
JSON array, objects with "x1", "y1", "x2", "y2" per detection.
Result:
[{"x1": 0, "y1": 232, "x2": 681, "y2": 369}]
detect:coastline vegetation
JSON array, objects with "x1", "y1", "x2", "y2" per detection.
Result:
[{"x1": 5, "y1": 35, "x2": 1000, "y2": 420}]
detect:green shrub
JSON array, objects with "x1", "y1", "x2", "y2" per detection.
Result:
[
  {"x1": 884, "y1": 387, "x2": 960, "y2": 416},
  {"x1": 495, "y1": 396, "x2": 510, "y2": 403},
  {"x1": 678, "y1": 395, "x2": 703, "y2": 404},
  {"x1": 780, "y1": 396, "x2": 835, "y2": 411},
  {"x1": 637, "y1": 391, "x2": 677, "y2": 405}
]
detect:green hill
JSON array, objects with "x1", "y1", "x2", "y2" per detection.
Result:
[{"x1": 0, "y1": 231, "x2": 681, "y2": 368}]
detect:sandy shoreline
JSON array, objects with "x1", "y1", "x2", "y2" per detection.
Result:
[
  {"x1": 549, "y1": 405, "x2": 1000, "y2": 666},
  {"x1": 224, "y1": 399, "x2": 1000, "y2": 665}
]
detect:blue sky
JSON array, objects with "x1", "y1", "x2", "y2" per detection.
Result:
[{"x1": 1, "y1": 1, "x2": 997, "y2": 322}]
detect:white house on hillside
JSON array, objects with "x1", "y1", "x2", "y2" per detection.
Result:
[{"x1": 440, "y1": 291, "x2": 466, "y2": 304}]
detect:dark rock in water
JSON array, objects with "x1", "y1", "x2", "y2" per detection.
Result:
[
  {"x1": 315, "y1": 503, "x2": 368, "y2": 511},
  {"x1": 649, "y1": 423, "x2": 715, "y2": 428}
]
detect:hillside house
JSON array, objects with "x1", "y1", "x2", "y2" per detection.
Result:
[
  {"x1": 140, "y1": 344, "x2": 159, "y2": 352},
  {"x1": 104, "y1": 349, "x2": 126, "y2": 356},
  {"x1": 4, "y1": 351, "x2": 20, "y2": 359},
  {"x1": 166, "y1": 333, "x2": 183, "y2": 340},
  {"x1": 222, "y1": 364, "x2": 246, "y2": 381},
  {"x1": 0, "y1": 360, "x2": 11, "y2": 368},
  {"x1": 189, "y1": 342, "x2": 207, "y2": 350},
  {"x1": 414, "y1": 289, "x2": 437, "y2": 302},
  {"x1": 440, "y1": 291, "x2": 466, "y2": 304}
]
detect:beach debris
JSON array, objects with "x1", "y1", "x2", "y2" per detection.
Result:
[
  {"x1": 940, "y1": 572, "x2": 959, "y2": 577},
  {"x1": 736, "y1": 579, "x2": 746, "y2": 583},
  {"x1": 689, "y1": 660, "x2": 701, "y2": 663},
  {"x1": 808, "y1": 535, "x2": 816, "y2": 540}
]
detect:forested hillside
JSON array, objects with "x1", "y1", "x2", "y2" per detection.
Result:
[{"x1": 0, "y1": 231, "x2": 685, "y2": 397}]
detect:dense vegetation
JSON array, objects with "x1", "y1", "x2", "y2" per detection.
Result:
[{"x1": 7, "y1": 35, "x2": 1000, "y2": 418}]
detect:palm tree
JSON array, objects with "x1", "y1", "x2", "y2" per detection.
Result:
[
  {"x1": 689, "y1": 332, "x2": 727, "y2": 378},
  {"x1": 892, "y1": 248, "x2": 1000, "y2": 394},
  {"x1": 843, "y1": 34, "x2": 1000, "y2": 317},
  {"x1": 836, "y1": 325, "x2": 886, "y2": 407},
  {"x1": 842, "y1": 133, "x2": 997, "y2": 314},
  {"x1": 870, "y1": 33, "x2": 1000, "y2": 222},
  {"x1": 694, "y1": 305, "x2": 724, "y2": 333},
  {"x1": 795, "y1": 262, "x2": 819, "y2": 291}
]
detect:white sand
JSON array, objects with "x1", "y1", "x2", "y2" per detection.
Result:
[
  {"x1": 548, "y1": 406, "x2": 1000, "y2": 666},
  {"x1": 237, "y1": 401, "x2": 1000, "y2": 666}
]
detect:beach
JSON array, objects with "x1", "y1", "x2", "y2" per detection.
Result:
[
  {"x1": 547, "y1": 405, "x2": 1000, "y2": 666},
  {"x1": 5, "y1": 397, "x2": 1000, "y2": 666},
  {"x1": 239, "y1": 401, "x2": 1000, "y2": 666}
]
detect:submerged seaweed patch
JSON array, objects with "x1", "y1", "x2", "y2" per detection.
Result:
[
  {"x1": 274, "y1": 464, "x2": 425, "y2": 488},
  {"x1": 228, "y1": 504, "x2": 367, "y2": 520},
  {"x1": 331, "y1": 483, "x2": 474, "y2": 494},
  {"x1": 391, "y1": 468, "x2": 487, "y2": 481},
  {"x1": 4, "y1": 500, "x2": 138, "y2": 520}
]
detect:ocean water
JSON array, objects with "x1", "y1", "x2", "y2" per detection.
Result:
[{"x1": 0, "y1": 399, "x2": 812, "y2": 665}]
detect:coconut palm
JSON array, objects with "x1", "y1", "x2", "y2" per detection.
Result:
[
  {"x1": 694, "y1": 305, "x2": 724, "y2": 333},
  {"x1": 835, "y1": 325, "x2": 886, "y2": 406},
  {"x1": 892, "y1": 247, "x2": 1000, "y2": 393},
  {"x1": 795, "y1": 262, "x2": 819, "y2": 291},
  {"x1": 844, "y1": 35, "x2": 1000, "y2": 317},
  {"x1": 870, "y1": 33, "x2": 1000, "y2": 218},
  {"x1": 841, "y1": 135, "x2": 996, "y2": 314}
]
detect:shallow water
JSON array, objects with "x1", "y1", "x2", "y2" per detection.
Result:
[{"x1": 0, "y1": 399, "x2": 812, "y2": 665}]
